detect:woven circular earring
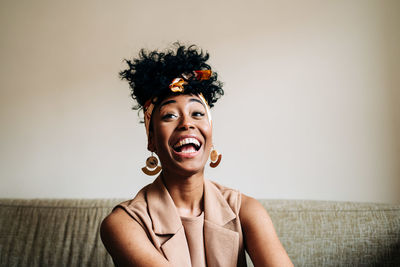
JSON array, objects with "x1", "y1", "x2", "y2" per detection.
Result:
[
  {"x1": 209, "y1": 147, "x2": 222, "y2": 168},
  {"x1": 142, "y1": 153, "x2": 162, "y2": 176}
]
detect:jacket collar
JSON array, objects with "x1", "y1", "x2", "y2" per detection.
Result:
[
  {"x1": 203, "y1": 177, "x2": 236, "y2": 225},
  {"x1": 147, "y1": 176, "x2": 182, "y2": 235},
  {"x1": 146, "y1": 176, "x2": 236, "y2": 235}
]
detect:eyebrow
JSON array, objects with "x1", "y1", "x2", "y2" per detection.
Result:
[
  {"x1": 159, "y1": 99, "x2": 176, "y2": 109},
  {"x1": 189, "y1": 98, "x2": 205, "y2": 107},
  {"x1": 159, "y1": 97, "x2": 205, "y2": 110}
]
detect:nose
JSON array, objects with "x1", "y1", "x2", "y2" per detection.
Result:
[{"x1": 178, "y1": 114, "x2": 194, "y2": 130}]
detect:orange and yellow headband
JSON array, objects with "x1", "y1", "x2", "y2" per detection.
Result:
[{"x1": 143, "y1": 70, "x2": 212, "y2": 137}]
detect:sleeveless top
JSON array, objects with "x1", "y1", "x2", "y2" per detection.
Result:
[{"x1": 116, "y1": 177, "x2": 247, "y2": 267}]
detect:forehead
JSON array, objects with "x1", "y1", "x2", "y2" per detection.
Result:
[{"x1": 158, "y1": 94, "x2": 204, "y2": 109}]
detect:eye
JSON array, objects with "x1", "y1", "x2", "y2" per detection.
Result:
[
  {"x1": 161, "y1": 113, "x2": 178, "y2": 120},
  {"x1": 192, "y1": 111, "x2": 205, "y2": 118}
]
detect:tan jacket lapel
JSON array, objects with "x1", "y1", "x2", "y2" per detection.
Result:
[
  {"x1": 147, "y1": 177, "x2": 191, "y2": 267},
  {"x1": 160, "y1": 227, "x2": 191, "y2": 266},
  {"x1": 203, "y1": 179, "x2": 240, "y2": 267}
]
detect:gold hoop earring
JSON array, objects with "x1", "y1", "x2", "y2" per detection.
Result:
[
  {"x1": 209, "y1": 147, "x2": 222, "y2": 168},
  {"x1": 142, "y1": 153, "x2": 162, "y2": 176}
]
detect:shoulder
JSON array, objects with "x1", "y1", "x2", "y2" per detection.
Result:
[
  {"x1": 207, "y1": 179, "x2": 242, "y2": 213},
  {"x1": 117, "y1": 184, "x2": 151, "y2": 221},
  {"x1": 100, "y1": 183, "x2": 153, "y2": 249},
  {"x1": 100, "y1": 206, "x2": 145, "y2": 266},
  {"x1": 239, "y1": 193, "x2": 274, "y2": 235},
  {"x1": 100, "y1": 207, "x2": 171, "y2": 266},
  {"x1": 100, "y1": 183, "x2": 152, "y2": 244},
  {"x1": 100, "y1": 183, "x2": 172, "y2": 266},
  {"x1": 239, "y1": 194, "x2": 294, "y2": 266},
  {"x1": 239, "y1": 194, "x2": 275, "y2": 238},
  {"x1": 239, "y1": 194, "x2": 267, "y2": 220},
  {"x1": 100, "y1": 206, "x2": 142, "y2": 240}
]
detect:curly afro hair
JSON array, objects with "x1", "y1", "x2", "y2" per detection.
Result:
[{"x1": 119, "y1": 43, "x2": 224, "y2": 110}]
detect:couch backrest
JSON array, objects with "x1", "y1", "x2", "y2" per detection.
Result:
[
  {"x1": 0, "y1": 199, "x2": 117, "y2": 267},
  {"x1": 261, "y1": 200, "x2": 400, "y2": 266},
  {"x1": 0, "y1": 199, "x2": 399, "y2": 266}
]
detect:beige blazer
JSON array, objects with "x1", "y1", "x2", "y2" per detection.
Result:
[{"x1": 117, "y1": 177, "x2": 247, "y2": 267}]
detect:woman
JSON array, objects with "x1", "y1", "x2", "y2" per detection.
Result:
[{"x1": 101, "y1": 44, "x2": 293, "y2": 267}]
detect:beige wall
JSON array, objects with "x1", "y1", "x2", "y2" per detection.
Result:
[{"x1": 1, "y1": 0, "x2": 399, "y2": 202}]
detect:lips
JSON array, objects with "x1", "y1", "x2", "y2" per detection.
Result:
[{"x1": 172, "y1": 136, "x2": 202, "y2": 154}]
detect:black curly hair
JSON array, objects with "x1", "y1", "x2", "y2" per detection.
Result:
[{"x1": 119, "y1": 43, "x2": 224, "y2": 111}]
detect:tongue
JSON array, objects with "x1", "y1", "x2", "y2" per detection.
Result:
[{"x1": 181, "y1": 144, "x2": 196, "y2": 153}]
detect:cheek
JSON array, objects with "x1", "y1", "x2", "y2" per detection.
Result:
[
  {"x1": 202, "y1": 124, "x2": 213, "y2": 147},
  {"x1": 205, "y1": 122, "x2": 213, "y2": 137},
  {"x1": 152, "y1": 125, "x2": 171, "y2": 152},
  {"x1": 156, "y1": 130, "x2": 170, "y2": 148}
]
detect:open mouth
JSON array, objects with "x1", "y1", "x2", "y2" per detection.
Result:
[{"x1": 173, "y1": 137, "x2": 201, "y2": 154}]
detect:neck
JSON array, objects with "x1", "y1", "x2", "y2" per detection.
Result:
[{"x1": 161, "y1": 170, "x2": 204, "y2": 217}]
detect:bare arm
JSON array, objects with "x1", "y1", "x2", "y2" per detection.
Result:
[
  {"x1": 100, "y1": 207, "x2": 172, "y2": 267},
  {"x1": 239, "y1": 194, "x2": 293, "y2": 267}
]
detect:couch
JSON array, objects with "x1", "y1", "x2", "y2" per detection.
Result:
[{"x1": 0, "y1": 199, "x2": 399, "y2": 266}]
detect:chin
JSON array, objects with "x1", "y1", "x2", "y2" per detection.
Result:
[
  {"x1": 180, "y1": 164, "x2": 205, "y2": 176},
  {"x1": 166, "y1": 162, "x2": 206, "y2": 177}
]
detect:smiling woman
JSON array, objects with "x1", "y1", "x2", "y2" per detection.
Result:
[{"x1": 100, "y1": 43, "x2": 293, "y2": 267}]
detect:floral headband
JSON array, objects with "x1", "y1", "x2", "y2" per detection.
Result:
[{"x1": 143, "y1": 70, "x2": 212, "y2": 138}]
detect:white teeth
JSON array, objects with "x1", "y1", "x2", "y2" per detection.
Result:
[
  {"x1": 181, "y1": 147, "x2": 196, "y2": 154},
  {"x1": 174, "y1": 137, "x2": 200, "y2": 148}
]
